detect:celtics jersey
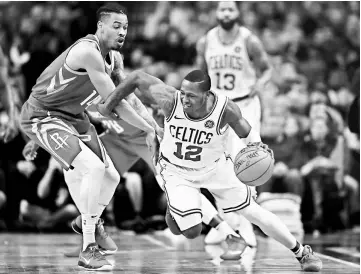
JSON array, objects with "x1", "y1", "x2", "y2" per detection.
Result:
[
  {"x1": 29, "y1": 34, "x2": 115, "y2": 115},
  {"x1": 160, "y1": 91, "x2": 229, "y2": 169},
  {"x1": 204, "y1": 26, "x2": 256, "y2": 99}
]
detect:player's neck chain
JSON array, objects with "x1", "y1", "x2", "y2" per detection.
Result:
[{"x1": 217, "y1": 27, "x2": 240, "y2": 46}]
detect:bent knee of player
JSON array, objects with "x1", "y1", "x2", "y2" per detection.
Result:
[
  {"x1": 182, "y1": 223, "x2": 202, "y2": 239},
  {"x1": 71, "y1": 141, "x2": 106, "y2": 174}
]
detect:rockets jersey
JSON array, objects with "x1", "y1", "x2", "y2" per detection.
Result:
[
  {"x1": 29, "y1": 34, "x2": 115, "y2": 115},
  {"x1": 160, "y1": 91, "x2": 229, "y2": 169},
  {"x1": 86, "y1": 104, "x2": 145, "y2": 140},
  {"x1": 204, "y1": 26, "x2": 256, "y2": 100}
]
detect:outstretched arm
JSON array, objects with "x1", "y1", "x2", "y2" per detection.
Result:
[
  {"x1": 111, "y1": 52, "x2": 162, "y2": 135},
  {"x1": 101, "y1": 70, "x2": 177, "y2": 119},
  {"x1": 72, "y1": 42, "x2": 154, "y2": 134}
]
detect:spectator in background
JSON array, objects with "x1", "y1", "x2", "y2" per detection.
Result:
[
  {"x1": 258, "y1": 114, "x2": 305, "y2": 239},
  {"x1": 20, "y1": 156, "x2": 78, "y2": 232},
  {"x1": 300, "y1": 112, "x2": 347, "y2": 233}
]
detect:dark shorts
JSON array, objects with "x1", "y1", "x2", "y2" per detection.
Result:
[{"x1": 20, "y1": 102, "x2": 106, "y2": 170}]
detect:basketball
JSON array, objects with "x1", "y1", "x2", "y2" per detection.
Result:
[{"x1": 233, "y1": 146, "x2": 274, "y2": 186}]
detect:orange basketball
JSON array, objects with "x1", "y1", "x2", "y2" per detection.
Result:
[{"x1": 234, "y1": 146, "x2": 274, "y2": 187}]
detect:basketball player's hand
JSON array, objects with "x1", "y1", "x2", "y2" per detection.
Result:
[
  {"x1": 249, "y1": 81, "x2": 264, "y2": 98},
  {"x1": 146, "y1": 130, "x2": 160, "y2": 163},
  {"x1": 96, "y1": 103, "x2": 119, "y2": 120},
  {"x1": 0, "y1": 121, "x2": 19, "y2": 143},
  {"x1": 22, "y1": 140, "x2": 40, "y2": 161},
  {"x1": 155, "y1": 125, "x2": 164, "y2": 141},
  {"x1": 247, "y1": 142, "x2": 274, "y2": 159}
]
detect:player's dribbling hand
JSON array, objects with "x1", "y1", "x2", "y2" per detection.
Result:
[
  {"x1": 22, "y1": 140, "x2": 39, "y2": 161},
  {"x1": 247, "y1": 142, "x2": 274, "y2": 159}
]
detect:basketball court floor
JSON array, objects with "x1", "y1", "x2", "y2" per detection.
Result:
[{"x1": 0, "y1": 228, "x2": 359, "y2": 273}]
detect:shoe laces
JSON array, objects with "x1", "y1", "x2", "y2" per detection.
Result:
[
  {"x1": 89, "y1": 245, "x2": 104, "y2": 260},
  {"x1": 96, "y1": 218, "x2": 109, "y2": 239},
  {"x1": 300, "y1": 246, "x2": 314, "y2": 263}
]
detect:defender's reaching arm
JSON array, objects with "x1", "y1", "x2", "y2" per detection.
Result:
[
  {"x1": 99, "y1": 70, "x2": 177, "y2": 120},
  {"x1": 71, "y1": 42, "x2": 154, "y2": 134},
  {"x1": 111, "y1": 52, "x2": 163, "y2": 137}
]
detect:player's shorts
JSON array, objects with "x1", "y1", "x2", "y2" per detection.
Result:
[
  {"x1": 20, "y1": 101, "x2": 106, "y2": 171},
  {"x1": 157, "y1": 153, "x2": 251, "y2": 231},
  {"x1": 99, "y1": 131, "x2": 153, "y2": 176},
  {"x1": 227, "y1": 95, "x2": 261, "y2": 160}
]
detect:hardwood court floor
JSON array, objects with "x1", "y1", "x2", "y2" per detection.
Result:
[{"x1": 0, "y1": 229, "x2": 359, "y2": 273}]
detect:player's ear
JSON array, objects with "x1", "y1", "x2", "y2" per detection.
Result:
[{"x1": 97, "y1": 21, "x2": 103, "y2": 32}]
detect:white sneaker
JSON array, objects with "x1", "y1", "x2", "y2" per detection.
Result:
[{"x1": 204, "y1": 228, "x2": 226, "y2": 245}]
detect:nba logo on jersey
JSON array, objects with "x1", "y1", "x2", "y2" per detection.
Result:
[{"x1": 205, "y1": 120, "x2": 215, "y2": 129}]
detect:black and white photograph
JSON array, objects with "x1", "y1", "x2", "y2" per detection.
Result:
[{"x1": 0, "y1": 1, "x2": 359, "y2": 273}]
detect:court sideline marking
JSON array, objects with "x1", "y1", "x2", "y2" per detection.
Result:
[
  {"x1": 257, "y1": 236, "x2": 360, "y2": 268},
  {"x1": 144, "y1": 233, "x2": 360, "y2": 269}
]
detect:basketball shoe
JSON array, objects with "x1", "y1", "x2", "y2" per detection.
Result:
[
  {"x1": 78, "y1": 243, "x2": 113, "y2": 271},
  {"x1": 67, "y1": 218, "x2": 117, "y2": 256},
  {"x1": 298, "y1": 245, "x2": 322, "y2": 272},
  {"x1": 220, "y1": 234, "x2": 250, "y2": 260}
]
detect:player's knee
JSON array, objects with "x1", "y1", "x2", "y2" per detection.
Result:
[
  {"x1": 166, "y1": 208, "x2": 182, "y2": 235},
  {"x1": 182, "y1": 223, "x2": 202, "y2": 239}
]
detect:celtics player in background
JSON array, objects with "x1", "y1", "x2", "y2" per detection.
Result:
[{"x1": 196, "y1": 1, "x2": 273, "y2": 247}]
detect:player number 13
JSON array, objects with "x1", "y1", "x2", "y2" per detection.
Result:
[
  {"x1": 215, "y1": 72, "x2": 235, "y2": 90},
  {"x1": 173, "y1": 142, "x2": 202, "y2": 162}
]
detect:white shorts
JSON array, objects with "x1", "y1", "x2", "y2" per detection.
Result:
[
  {"x1": 158, "y1": 153, "x2": 251, "y2": 231},
  {"x1": 227, "y1": 95, "x2": 261, "y2": 160}
]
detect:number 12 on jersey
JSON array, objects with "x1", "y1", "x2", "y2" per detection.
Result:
[{"x1": 173, "y1": 142, "x2": 202, "y2": 162}]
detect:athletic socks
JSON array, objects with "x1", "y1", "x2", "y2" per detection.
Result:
[
  {"x1": 291, "y1": 241, "x2": 304, "y2": 258},
  {"x1": 82, "y1": 214, "x2": 98, "y2": 251}
]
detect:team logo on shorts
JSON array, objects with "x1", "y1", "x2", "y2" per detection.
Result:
[
  {"x1": 204, "y1": 120, "x2": 215, "y2": 129},
  {"x1": 50, "y1": 132, "x2": 70, "y2": 150},
  {"x1": 235, "y1": 46, "x2": 241, "y2": 53}
]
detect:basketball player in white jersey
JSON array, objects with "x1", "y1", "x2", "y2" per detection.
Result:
[
  {"x1": 196, "y1": 1, "x2": 272, "y2": 247},
  {"x1": 97, "y1": 69, "x2": 322, "y2": 272}
]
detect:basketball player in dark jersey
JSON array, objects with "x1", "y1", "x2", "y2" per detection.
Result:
[{"x1": 20, "y1": 3, "x2": 161, "y2": 271}]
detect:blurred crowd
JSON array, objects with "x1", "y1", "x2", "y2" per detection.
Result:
[{"x1": 0, "y1": 2, "x2": 359, "y2": 235}]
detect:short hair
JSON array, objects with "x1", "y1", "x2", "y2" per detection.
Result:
[
  {"x1": 96, "y1": 3, "x2": 127, "y2": 22},
  {"x1": 217, "y1": 1, "x2": 240, "y2": 11},
  {"x1": 183, "y1": 70, "x2": 211, "y2": 92}
]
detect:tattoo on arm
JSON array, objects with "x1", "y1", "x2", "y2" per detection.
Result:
[
  {"x1": 111, "y1": 52, "x2": 126, "y2": 86},
  {"x1": 125, "y1": 93, "x2": 159, "y2": 129}
]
